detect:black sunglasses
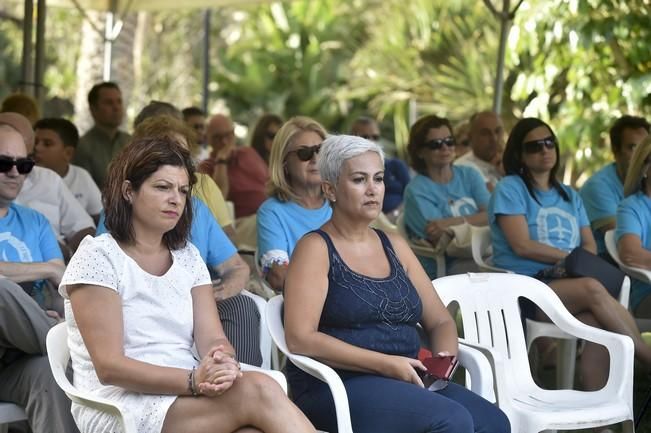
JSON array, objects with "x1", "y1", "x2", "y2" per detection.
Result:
[
  {"x1": 288, "y1": 144, "x2": 321, "y2": 162},
  {"x1": 0, "y1": 156, "x2": 35, "y2": 174},
  {"x1": 360, "y1": 134, "x2": 380, "y2": 141},
  {"x1": 523, "y1": 136, "x2": 556, "y2": 154},
  {"x1": 424, "y1": 136, "x2": 455, "y2": 150}
]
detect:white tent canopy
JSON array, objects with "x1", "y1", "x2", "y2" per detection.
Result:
[{"x1": 48, "y1": 0, "x2": 275, "y2": 12}]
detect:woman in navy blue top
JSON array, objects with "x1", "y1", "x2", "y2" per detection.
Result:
[{"x1": 284, "y1": 134, "x2": 510, "y2": 433}]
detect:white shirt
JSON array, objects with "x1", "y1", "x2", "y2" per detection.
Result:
[
  {"x1": 63, "y1": 164, "x2": 103, "y2": 217},
  {"x1": 59, "y1": 234, "x2": 211, "y2": 433},
  {"x1": 16, "y1": 166, "x2": 95, "y2": 240},
  {"x1": 454, "y1": 151, "x2": 502, "y2": 189}
]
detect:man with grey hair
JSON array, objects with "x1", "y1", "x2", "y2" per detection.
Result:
[{"x1": 455, "y1": 110, "x2": 505, "y2": 191}]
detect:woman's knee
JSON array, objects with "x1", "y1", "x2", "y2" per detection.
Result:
[
  {"x1": 236, "y1": 371, "x2": 286, "y2": 404},
  {"x1": 477, "y1": 407, "x2": 511, "y2": 433},
  {"x1": 578, "y1": 278, "x2": 611, "y2": 303},
  {"x1": 429, "y1": 402, "x2": 474, "y2": 433}
]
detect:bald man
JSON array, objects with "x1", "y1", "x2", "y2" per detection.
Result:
[
  {"x1": 199, "y1": 114, "x2": 268, "y2": 218},
  {"x1": 455, "y1": 111, "x2": 505, "y2": 191},
  {"x1": 0, "y1": 122, "x2": 79, "y2": 433},
  {"x1": 0, "y1": 113, "x2": 95, "y2": 256}
]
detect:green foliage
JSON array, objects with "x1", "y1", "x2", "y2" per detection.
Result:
[
  {"x1": 1, "y1": 0, "x2": 650, "y2": 185},
  {"x1": 209, "y1": 0, "x2": 373, "y2": 131},
  {"x1": 509, "y1": 0, "x2": 651, "y2": 184}
]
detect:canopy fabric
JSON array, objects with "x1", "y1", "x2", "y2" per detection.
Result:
[{"x1": 48, "y1": 0, "x2": 276, "y2": 12}]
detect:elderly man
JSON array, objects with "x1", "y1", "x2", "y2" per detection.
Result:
[
  {"x1": 0, "y1": 113, "x2": 95, "y2": 256},
  {"x1": 580, "y1": 115, "x2": 650, "y2": 256},
  {"x1": 455, "y1": 110, "x2": 505, "y2": 191},
  {"x1": 74, "y1": 82, "x2": 131, "y2": 188},
  {"x1": 0, "y1": 122, "x2": 78, "y2": 433},
  {"x1": 200, "y1": 114, "x2": 268, "y2": 218}
]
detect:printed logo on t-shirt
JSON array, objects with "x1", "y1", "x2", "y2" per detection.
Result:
[
  {"x1": 0, "y1": 231, "x2": 33, "y2": 262},
  {"x1": 536, "y1": 207, "x2": 579, "y2": 249},
  {"x1": 449, "y1": 197, "x2": 478, "y2": 217}
]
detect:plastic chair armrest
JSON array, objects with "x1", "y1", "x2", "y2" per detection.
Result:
[
  {"x1": 457, "y1": 341, "x2": 495, "y2": 402},
  {"x1": 286, "y1": 354, "x2": 353, "y2": 433}
]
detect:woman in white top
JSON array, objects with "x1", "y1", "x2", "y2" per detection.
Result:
[{"x1": 59, "y1": 135, "x2": 315, "y2": 433}]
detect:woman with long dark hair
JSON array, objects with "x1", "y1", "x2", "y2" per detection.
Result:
[{"x1": 489, "y1": 117, "x2": 651, "y2": 389}]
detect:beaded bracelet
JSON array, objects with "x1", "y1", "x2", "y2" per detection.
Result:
[{"x1": 187, "y1": 367, "x2": 198, "y2": 397}]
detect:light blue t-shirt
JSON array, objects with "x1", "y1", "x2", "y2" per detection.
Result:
[
  {"x1": 403, "y1": 166, "x2": 490, "y2": 277},
  {"x1": 489, "y1": 175, "x2": 590, "y2": 276},
  {"x1": 256, "y1": 197, "x2": 332, "y2": 269},
  {"x1": 0, "y1": 202, "x2": 62, "y2": 263},
  {"x1": 615, "y1": 191, "x2": 651, "y2": 309},
  {"x1": 97, "y1": 197, "x2": 236, "y2": 268},
  {"x1": 580, "y1": 163, "x2": 623, "y2": 255}
]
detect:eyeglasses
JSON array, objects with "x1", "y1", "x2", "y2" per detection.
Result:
[
  {"x1": 523, "y1": 136, "x2": 556, "y2": 154},
  {"x1": 265, "y1": 131, "x2": 277, "y2": 140},
  {"x1": 360, "y1": 134, "x2": 380, "y2": 141},
  {"x1": 0, "y1": 156, "x2": 35, "y2": 174},
  {"x1": 423, "y1": 136, "x2": 455, "y2": 150},
  {"x1": 287, "y1": 144, "x2": 321, "y2": 162}
]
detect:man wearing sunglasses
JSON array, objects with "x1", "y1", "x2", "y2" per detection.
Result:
[
  {"x1": 580, "y1": 115, "x2": 650, "y2": 257},
  {"x1": 455, "y1": 111, "x2": 505, "y2": 191},
  {"x1": 0, "y1": 113, "x2": 96, "y2": 258},
  {"x1": 200, "y1": 113, "x2": 268, "y2": 218},
  {"x1": 0, "y1": 123, "x2": 79, "y2": 433}
]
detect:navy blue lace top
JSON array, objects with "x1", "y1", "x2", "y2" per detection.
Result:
[{"x1": 286, "y1": 228, "x2": 423, "y2": 398}]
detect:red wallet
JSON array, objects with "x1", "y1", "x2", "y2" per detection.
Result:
[{"x1": 422, "y1": 355, "x2": 459, "y2": 381}]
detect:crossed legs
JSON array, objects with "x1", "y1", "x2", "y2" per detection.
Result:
[{"x1": 161, "y1": 371, "x2": 315, "y2": 433}]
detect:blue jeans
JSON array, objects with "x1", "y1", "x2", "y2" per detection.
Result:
[{"x1": 294, "y1": 374, "x2": 510, "y2": 433}]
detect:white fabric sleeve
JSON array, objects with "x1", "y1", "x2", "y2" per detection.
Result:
[{"x1": 59, "y1": 235, "x2": 118, "y2": 298}]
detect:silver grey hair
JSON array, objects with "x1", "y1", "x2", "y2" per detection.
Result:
[{"x1": 318, "y1": 134, "x2": 385, "y2": 184}]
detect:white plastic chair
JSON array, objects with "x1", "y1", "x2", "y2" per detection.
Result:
[
  {"x1": 46, "y1": 322, "x2": 287, "y2": 433},
  {"x1": 0, "y1": 403, "x2": 27, "y2": 433},
  {"x1": 469, "y1": 226, "x2": 578, "y2": 387},
  {"x1": 266, "y1": 295, "x2": 496, "y2": 433},
  {"x1": 241, "y1": 289, "x2": 279, "y2": 370},
  {"x1": 46, "y1": 322, "x2": 138, "y2": 433},
  {"x1": 434, "y1": 272, "x2": 635, "y2": 433},
  {"x1": 470, "y1": 225, "x2": 514, "y2": 273},
  {"x1": 396, "y1": 212, "x2": 446, "y2": 277},
  {"x1": 470, "y1": 225, "x2": 631, "y2": 389},
  {"x1": 606, "y1": 229, "x2": 651, "y2": 288}
]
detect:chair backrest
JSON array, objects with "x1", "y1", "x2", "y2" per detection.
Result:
[
  {"x1": 433, "y1": 273, "x2": 563, "y2": 393},
  {"x1": 241, "y1": 290, "x2": 273, "y2": 369},
  {"x1": 46, "y1": 323, "x2": 137, "y2": 433},
  {"x1": 266, "y1": 296, "x2": 353, "y2": 433},
  {"x1": 605, "y1": 229, "x2": 625, "y2": 268},
  {"x1": 605, "y1": 229, "x2": 651, "y2": 284},
  {"x1": 470, "y1": 226, "x2": 512, "y2": 273}
]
